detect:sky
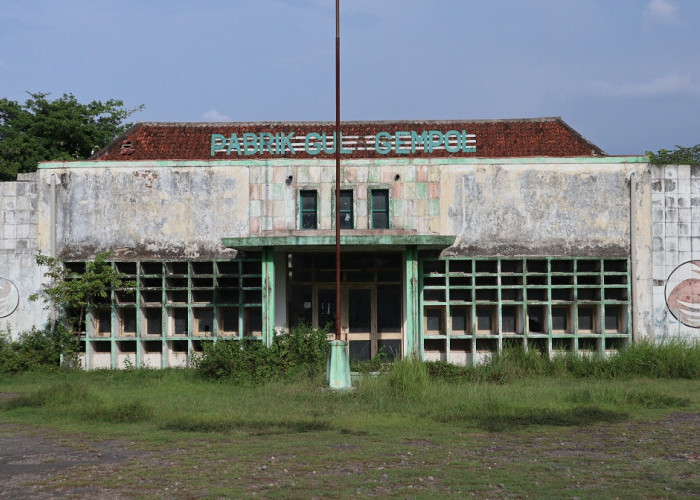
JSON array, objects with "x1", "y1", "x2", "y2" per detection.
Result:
[{"x1": 0, "y1": 0, "x2": 698, "y2": 156}]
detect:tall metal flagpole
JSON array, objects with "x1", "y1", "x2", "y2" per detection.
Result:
[
  {"x1": 327, "y1": 0, "x2": 351, "y2": 389},
  {"x1": 334, "y1": 0, "x2": 342, "y2": 341}
]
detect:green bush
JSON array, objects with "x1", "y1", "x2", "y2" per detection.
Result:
[
  {"x1": 271, "y1": 322, "x2": 328, "y2": 376},
  {"x1": 194, "y1": 324, "x2": 328, "y2": 382},
  {"x1": 0, "y1": 325, "x2": 78, "y2": 374}
]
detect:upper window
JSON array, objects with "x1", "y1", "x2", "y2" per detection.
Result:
[
  {"x1": 371, "y1": 189, "x2": 389, "y2": 229},
  {"x1": 300, "y1": 190, "x2": 318, "y2": 229},
  {"x1": 339, "y1": 190, "x2": 353, "y2": 229}
]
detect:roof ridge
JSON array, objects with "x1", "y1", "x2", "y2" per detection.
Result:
[{"x1": 130, "y1": 117, "x2": 564, "y2": 127}]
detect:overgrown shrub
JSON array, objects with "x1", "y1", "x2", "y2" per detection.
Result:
[
  {"x1": 194, "y1": 324, "x2": 328, "y2": 382},
  {"x1": 270, "y1": 322, "x2": 328, "y2": 376},
  {"x1": 0, "y1": 325, "x2": 78, "y2": 374}
]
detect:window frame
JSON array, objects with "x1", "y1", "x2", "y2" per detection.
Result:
[
  {"x1": 370, "y1": 189, "x2": 390, "y2": 229},
  {"x1": 299, "y1": 190, "x2": 318, "y2": 230},
  {"x1": 339, "y1": 189, "x2": 354, "y2": 229}
]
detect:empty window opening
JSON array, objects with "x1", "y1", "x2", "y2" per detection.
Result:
[
  {"x1": 95, "y1": 309, "x2": 111, "y2": 337},
  {"x1": 528, "y1": 305, "x2": 546, "y2": 333},
  {"x1": 119, "y1": 308, "x2": 137, "y2": 337},
  {"x1": 425, "y1": 307, "x2": 444, "y2": 334},
  {"x1": 145, "y1": 308, "x2": 162, "y2": 336},
  {"x1": 450, "y1": 306, "x2": 470, "y2": 335},
  {"x1": 172, "y1": 308, "x2": 188, "y2": 335}
]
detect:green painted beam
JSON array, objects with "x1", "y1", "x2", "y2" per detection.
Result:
[
  {"x1": 405, "y1": 246, "x2": 420, "y2": 358},
  {"x1": 222, "y1": 235, "x2": 456, "y2": 248},
  {"x1": 38, "y1": 155, "x2": 649, "y2": 169}
]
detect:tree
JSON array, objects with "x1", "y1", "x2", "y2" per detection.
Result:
[
  {"x1": 0, "y1": 92, "x2": 143, "y2": 180},
  {"x1": 648, "y1": 144, "x2": 700, "y2": 165},
  {"x1": 29, "y1": 252, "x2": 135, "y2": 338}
]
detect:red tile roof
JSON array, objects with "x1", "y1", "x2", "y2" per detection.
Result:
[{"x1": 90, "y1": 117, "x2": 605, "y2": 160}]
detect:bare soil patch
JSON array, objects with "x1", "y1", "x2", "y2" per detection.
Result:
[{"x1": 0, "y1": 423, "x2": 142, "y2": 499}]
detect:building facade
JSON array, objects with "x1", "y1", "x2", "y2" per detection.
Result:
[{"x1": 0, "y1": 117, "x2": 693, "y2": 369}]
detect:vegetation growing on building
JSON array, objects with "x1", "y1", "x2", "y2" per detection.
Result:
[{"x1": 648, "y1": 144, "x2": 700, "y2": 165}]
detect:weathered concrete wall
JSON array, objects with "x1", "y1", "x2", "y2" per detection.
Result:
[
  {"x1": 0, "y1": 173, "x2": 47, "y2": 337},
  {"x1": 650, "y1": 164, "x2": 700, "y2": 342},
  {"x1": 440, "y1": 159, "x2": 646, "y2": 256},
  {"x1": 40, "y1": 162, "x2": 250, "y2": 260}
]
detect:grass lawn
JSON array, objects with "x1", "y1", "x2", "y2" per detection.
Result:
[{"x1": 1, "y1": 368, "x2": 698, "y2": 498}]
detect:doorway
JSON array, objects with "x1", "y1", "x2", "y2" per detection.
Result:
[{"x1": 287, "y1": 251, "x2": 403, "y2": 361}]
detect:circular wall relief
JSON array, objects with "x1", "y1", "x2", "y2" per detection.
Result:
[
  {"x1": 665, "y1": 261, "x2": 700, "y2": 328},
  {"x1": 0, "y1": 277, "x2": 20, "y2": 318}
]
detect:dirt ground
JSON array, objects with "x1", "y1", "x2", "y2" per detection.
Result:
[
  {"x1": 0, "y1": 422, "x2": 143, "y2": 499},
  {"x1": 1, "y1": 389, "x2": 699, "y2": 499}
]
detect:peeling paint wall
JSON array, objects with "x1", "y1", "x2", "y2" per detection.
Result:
[
  {"x1": 441, "y1": 161, "x2": 645, "y2": 256},
  {"x1": 42, "y1": 165, "x2": 249, "y2": 260}
]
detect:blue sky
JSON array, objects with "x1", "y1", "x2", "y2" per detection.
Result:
[{"x1": 1, "y1": 0, "x2": 698, "y2": 155}]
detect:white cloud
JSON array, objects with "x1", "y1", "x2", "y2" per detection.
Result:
[
  {"x1": 202, "y1": 109, "x2": 231, "y2": 122},
  {"x1": 0, "y1": 61, "x2": 10, "y2": 71},
  {"x1": 588, "y1": 74, "x2": 700, "y2": 98},
  {"x1": 643, "y1": 0, "x2": 681, "y2": 25}
]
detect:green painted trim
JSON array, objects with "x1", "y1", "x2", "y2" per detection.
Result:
[
  {"x1": 38, "y1": 155, "x2": 649, "y2": 170},
  {"x1": 223, "y1": 235, "x2": 455, "y2": 248},
  {"x1": 263, "y1": 247, "x2": 275, "y2": 347},
  {"x1": 417, "y1": 256, "x2": 632, "y2": 363},
  {"x1": 404, "y1": 246, "x2": 420, "y2": 358}
]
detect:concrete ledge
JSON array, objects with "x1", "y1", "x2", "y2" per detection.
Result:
[{"x1": 222, "y1": 233, "x2": 456, "y2": 248}]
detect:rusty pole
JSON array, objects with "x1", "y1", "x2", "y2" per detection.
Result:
[{"x1": 334, "y1": 0, "x2": 342, "y2": 341}]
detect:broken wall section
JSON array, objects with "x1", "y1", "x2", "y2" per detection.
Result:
[{"x1": 0, "y1": 173, "x2": 46, "y2": 337}]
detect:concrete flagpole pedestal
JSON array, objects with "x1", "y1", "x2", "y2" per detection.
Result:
[{"x1": 326, "y1": 340, "x2": 352, "y2": 390}]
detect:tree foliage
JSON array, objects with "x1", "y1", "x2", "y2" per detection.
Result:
[
  {"x1": 0, "y1": 92, "x2": 143, "y2": 180},
  {"x1": 647, "y1": 144, "x2": 700, "y2": 165},
  {"x1": 29, "y1": 252, "x2": 134, "y2": 337}
]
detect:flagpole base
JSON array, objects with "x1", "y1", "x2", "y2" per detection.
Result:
[{"x1": 327, "y1": 340, "x2": 352, "y2": 390}]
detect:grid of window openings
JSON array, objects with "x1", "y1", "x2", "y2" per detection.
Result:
[
  {"x1": 419, "y1": 254, "x2": 631, "y2": 365},
  {"x1": 67, "y1": 254, "x2": 263, "y2": 369}
]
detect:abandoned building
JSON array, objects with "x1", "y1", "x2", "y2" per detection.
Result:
[{"x1": 0, "y1": 117, "x2": 696, "y2": 369}]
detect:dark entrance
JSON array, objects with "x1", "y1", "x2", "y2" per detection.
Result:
[{"x1": 287, "y1": 251, "x2": 403, "y2": 361}]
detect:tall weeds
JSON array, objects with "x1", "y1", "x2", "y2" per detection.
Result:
[{"x1": 425, "y1": 340, "x2": 700, "y2": 383}]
